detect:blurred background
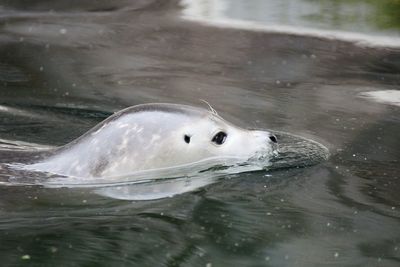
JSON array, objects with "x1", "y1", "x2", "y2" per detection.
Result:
[
  {"x1": 183, "y1": 0, "x2": 400, "y2": 37},
  {"x1": 0, "y1": 1, "x2": 399, "y2": 266}
]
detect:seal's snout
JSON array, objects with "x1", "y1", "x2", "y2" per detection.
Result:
[
  {"x1": 251, "y1": 130, "x2": 278, "y2": 144},
  {"x1": 269, "y1": 134, "x2": 278, "y2": 143}
]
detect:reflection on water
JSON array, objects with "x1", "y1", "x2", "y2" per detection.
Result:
[
  {"x1": 182, "y1": 0, "x2": 400, "y2": 47},
  {"x1": 0, "y1": 0, "x2": 399, "y2": 266},
  {"x1": 359, "y1": 90, "x2": 400, "y2": 107},
  {"x1": 183, "y1": 0, "x2": 400, "y2": 34}
]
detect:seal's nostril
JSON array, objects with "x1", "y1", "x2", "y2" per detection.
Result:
[{"x1": 269, "y1": 135, "x2": 277, "y2": 143}]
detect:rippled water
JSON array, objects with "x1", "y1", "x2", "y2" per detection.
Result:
[{"x1": 0, "y1": 0, "x2": 399, "y2": 266}]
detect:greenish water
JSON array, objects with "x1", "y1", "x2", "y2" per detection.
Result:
[
  {"x1": 0, "y1": 0, "x2": 399, "y2": 266},
  {"x1": 306, "y1": 0, "x2": 400, "y2": 31}
]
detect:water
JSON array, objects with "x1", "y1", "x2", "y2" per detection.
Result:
[
  {"x1": 0, "y1": 0, "x2": 399, "y2": 266},
  {"x1": 182, "y1": 0, "x2": 400, "y2": 48},
  {"x1": 182, "y1": 0, "x2": 400, "y2": 35}
]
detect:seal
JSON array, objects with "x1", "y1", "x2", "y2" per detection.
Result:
[{"x1": 24, "y1": 103, "x2": 278, "y2": 178}]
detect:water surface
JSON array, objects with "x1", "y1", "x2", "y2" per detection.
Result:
[{"x1": 0, "y1": 0, "x2": 399, "y2": 266}]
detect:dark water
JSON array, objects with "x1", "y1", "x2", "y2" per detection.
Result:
[{"x1": 0, "y1": 0, "x2": 399, "y2": 266}]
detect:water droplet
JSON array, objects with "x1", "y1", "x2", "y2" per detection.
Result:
[{"x1": 21, "y1": 255, "x2": 30, "y2": 260}]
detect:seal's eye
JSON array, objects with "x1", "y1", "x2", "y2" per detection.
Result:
[
  {"x1": 184, "y1": 134, "x2": 191, "y2": 144},
  {"x1": 211, "y1": 131, "x2": 227, "y2": 145}
]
